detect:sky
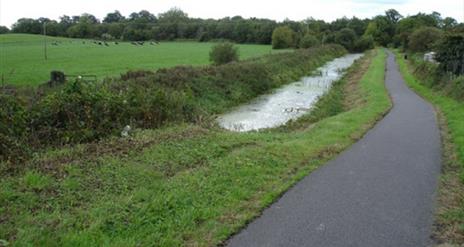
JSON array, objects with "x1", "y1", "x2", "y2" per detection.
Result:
[{"x1": 0, "y1": 0, "x2": 463, "y2": 28}]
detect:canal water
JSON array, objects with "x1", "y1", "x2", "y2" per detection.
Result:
[{"x1": 217, "y1": 54, "x2": 363, "y2": 132}]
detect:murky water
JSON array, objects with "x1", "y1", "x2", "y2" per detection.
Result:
[{"x1": 217, "y1": 54, "x2": 363, "y2": 132}]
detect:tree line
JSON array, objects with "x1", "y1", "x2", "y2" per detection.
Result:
[{"x1": 0, "y1": 8, "x2": 461, "y2": 48}]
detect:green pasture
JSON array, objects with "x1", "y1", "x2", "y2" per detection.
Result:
[{"x1": 0, "y1": 34, "x2": 280, "y2": 86}]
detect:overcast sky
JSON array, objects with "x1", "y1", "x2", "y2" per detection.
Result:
[{"x1": 0, "y1": 0, "x2": 463, "y2": 28}]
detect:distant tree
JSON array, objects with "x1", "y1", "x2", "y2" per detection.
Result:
[
  {"x1": 209, "y1": 42, "x2": 239, "y2": 65},
  {"x1": 335, "y1": 28, "x2": 357, "y2": 51},
  {"x1": 442, "y1": 17, "x2": 458, "y2": 30},
  {"x1": 436, "y1": 34, "x2": 464, "y2": 75},
  {"x1": 101, "y1": 33, "x2": 115, "y2": 41},
  {"x1": 0, "y1": 26, "x2": 9, "y2": 34},
  {"x1": 130, "y1": 10, "x2": 157, "y2": 23},
  {"x1": 299, "y1": 33, "x2": 319, "y2": 48},
  {"x1": 106, "y1": 23, "x2": 125, "y2": 39},
  {"x1": 272, "y1": 26, "x2": 295, "y2": 49},
  {"x1": 347, "y1": 17, "x2": 369, "y2": 36},
  {"x1": 385, "y1": 9, "x2": 403, "y2": 23},
  {"x1": 364, "y1": 16, "x2": 394, "y2": 46},
  {"x1": 79, "y1": 13, "x2": 99, "y2": 24},
  {"x1": 408, "y1": 27, "x2": 444, "y2": 52},
  {"x1": 158, "y1": 8, "x2": 188, "y2": 22},
  {"x1": 353, "y1": 35, "x2": 374, "y2": 52},
  {"x1": 103, "y1": 11, "x2": 125, "y2": 23},
  {"x1": 11, "y1": 18, "x2": 42, "y2": 34}
]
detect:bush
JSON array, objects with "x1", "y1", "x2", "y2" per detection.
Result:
[
  {"x1": 353, "y1": 35, "x2": 375, "y2": 52},
  {"x1": 436, "y1": 33, "x2": 464, "y2": 76},
  {"x1": 299, "y1": 34, "x2": 319, "y2": 49},
  {"x1": 272, "y1": 26, "x2": 295, "y2": 49},
  {"x1": 408, "y1": 27, "x2": 444, "y2": 52},
  {"x1": 0, "y1": 94, "x2": 30, "y2": 163},
  {"x1": 209, "y1": 42, "x2": 239, "y2": 65}
]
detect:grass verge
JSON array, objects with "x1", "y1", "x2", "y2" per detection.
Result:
[
  {"x1": 0, "y1": 49, "x2": 390, "y2": 246},
  {"x1": 395, "y1": 52, "x2": 464, "y2": 245}
]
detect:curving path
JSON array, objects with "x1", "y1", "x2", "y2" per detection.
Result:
[{"x1": 227, "y1": 51, "x2": 442, "y2": 247}]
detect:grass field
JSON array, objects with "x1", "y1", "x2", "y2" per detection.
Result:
[
  {"x1": 0, "y1": 34, "x2": 281, "y2": 86},
  {"x1": 396, "y1": 53, "x2": 464, "y2": 244},
  {"x1": 0, "y1": 49, "x2": 391, "y2": 246}
]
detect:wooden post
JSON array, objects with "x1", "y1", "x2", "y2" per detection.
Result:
[{"x1": 43, "y1": 22, "x2": 47, "y2": 60}]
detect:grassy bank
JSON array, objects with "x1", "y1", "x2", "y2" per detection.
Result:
[
  {"x1": 0, "y1": 34, "x2": 286, "y2": 86},
  {"x1": 0, "y1": 49, "x2": 390, "y2": 246},
  {"x1": 1, "y1": 45, "x2": 346, "y2": 164},
  {"x1": 396, "y1": 53, "x2": 464, "y2": 244}
]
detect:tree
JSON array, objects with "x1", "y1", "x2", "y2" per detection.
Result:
[
  {"x1": 385, "y1": 9, "x2": 402, "y2": 23},
  {"x1": 103, "y1": 10, "x2": 125, "y2": 23},
  {"x1": 272, "y1": 26, "x2": 295, "y2": 49},
  {"x1": 435, "y1": 34, "x2": 464, "y2": 75},
  {"x1": 364, "y1": 16, "x2": 395, "y2": 46},
  {"x1": 408, "y1": 27, "x2": 444, "y2": 52},
  {"x1": 442, "y1": 17, "x2": 458, "y2": 30},
  {"x1": 335, "y1": 28, "x2": 356, "y2": 51},
  {"x1": 0, "y1": 26, "x2": 9, "y2": 34},
  {"x1": 209, "y1": 42, "x2": 239, "y2": 65},
  {"x1": 11, "y1": 18, "x2": 42, "y2": 34},
  {"x1": 299, "y1": 33, "x2": 319, "y2": 48}
]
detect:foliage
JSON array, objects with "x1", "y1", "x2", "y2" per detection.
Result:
[
  {"x1": 209, "y1": 42, "x2": 239, "y2": 65},
  {"x1": 0, "y1": 94, "x2": 30, "y2": 163},
  {"x1": 299, "y1": 34, "x2": 319, "y2": 48},
  {"x1": 101, "y1": 33, "x2": 115, "y2": 41},
  {"x1": 408, "y1": 27, "x2": 443, "y2": 52},
  {"x1": 0, "y1": 26, "x2": 9, "y2": 34},
  {"x1": 272, "y1": 26, "x2": 295, "y2": 49},
  {"x1": 364, "y1": 15, "x2": 395, "y2": 46},
  {"x1": 7, "y1": 8, "x2": 459, "y2": 50},
  {"x1": 334, "y1": 28, "x2": 357, "y2": 51},
  {"x1": 353, "y1": 35, "x2": 375, "y2": 52},
  {"x1": 435, "y1": 33, "x2": 464, "y2": 76}
]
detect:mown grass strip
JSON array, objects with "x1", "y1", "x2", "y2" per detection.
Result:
[
  {"x1": 0, "y1": 49, "x2": 390, "y2": 246},
  {"x1": 395, "y1": 52, "x2": 464, "y2": 245}
]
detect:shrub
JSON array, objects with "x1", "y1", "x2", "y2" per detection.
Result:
[
  {"x1": 209, "y1": 42, "x2": 239, "y2": 65},
  {"x1": 272, "y1": 26, "x2": 295, "y2": 49},
  {"x1": 408, "y1": 27, "x2": 444, "y2": 52},
  {"x1": 299, "y1": 34, "x2": 319, "y2": 49},
  {"x1": 30, "y1": 81, "x2": 127, "y2": 145},
  {"x1": 353, "y1": 35, "x2": 375, "y2": 52},
  {"x1": 0, "y1": 94, "x2": 30, "y2": 163}
]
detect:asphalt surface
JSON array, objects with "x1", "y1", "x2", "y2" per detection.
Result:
[{"x1": 227, "y1": 51, "x2": 442, "y2": 247}]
